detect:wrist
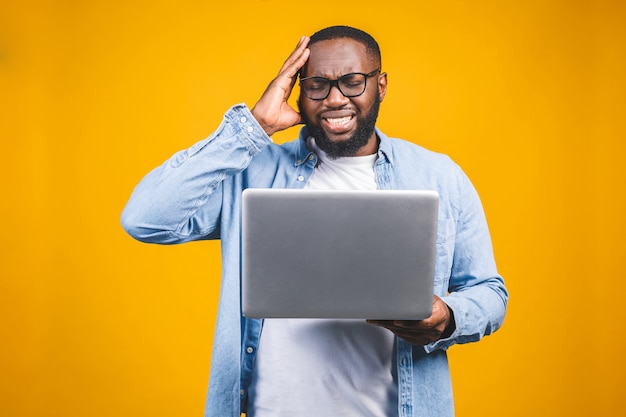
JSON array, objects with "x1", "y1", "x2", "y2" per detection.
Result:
[{"x1": 440, "y1": 305, "x2": 456, "y2": 339}]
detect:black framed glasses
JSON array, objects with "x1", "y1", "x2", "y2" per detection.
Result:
[{"x1": 299, "y1": 69, "x2": 381, "y2": 100}]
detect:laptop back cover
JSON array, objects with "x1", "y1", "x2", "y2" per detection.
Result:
[{"x1": 241, "y1": 189, "x2": 438, "y2": 319}]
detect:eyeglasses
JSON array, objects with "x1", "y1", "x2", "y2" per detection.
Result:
[{"x1": 299, "y1": 69, "x2": 381, "y2": 100}]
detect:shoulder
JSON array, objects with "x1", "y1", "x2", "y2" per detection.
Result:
[
  {"x1": 254, "y1": 138, "x2": 301, "y2": 161},
  {"x1": 383, "y1": 135, "x2": 464, "y2": 176},
  {"x1": 244, "y1": 136, "x2": 304, "y2": 185},
  {"x1": 251, "y1": 127, "x2": 309, "y2": 164},
  {"x1": 379, "y1": 133, "x2": 473, "y2": 207}
]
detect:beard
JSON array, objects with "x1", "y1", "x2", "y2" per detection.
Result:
[{"x1": 299, "y1": 94, "x2": 381, "y2": 159}]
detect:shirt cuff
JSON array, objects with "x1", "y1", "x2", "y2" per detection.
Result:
[
  {"x1": 225, "y1": 103, "x2": 273, "y2": 154},
  {"x1": 424, "y1": 299, "x2": 458, "y2": 353}
]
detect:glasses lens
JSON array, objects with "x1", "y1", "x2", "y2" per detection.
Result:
[
  {"x1": 301, "y1": 77, "x2": 330, "y2": 100},
  {"x1": 338, "y1": 73, "x2": 366, "y2": 97},
  {"x1": 300, "y1": 72, "x2": 371, "y2": 100}
]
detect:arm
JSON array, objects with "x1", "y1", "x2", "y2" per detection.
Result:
[
  {"x1": 429, "y1": 174, "x2": 508, "y2": 350},
  {"x1": 120, "y1": 105, "x2": 270, "y2": 244},
  {"x1": 370, "y1": 174, "x2": 508, "y2": 348},
  {"x1": 121, "y1": 37, "x2": 311, "y2": 244}
]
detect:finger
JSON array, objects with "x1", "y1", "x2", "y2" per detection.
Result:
[
  {"x1": 367, "y1": 321, "x2": 440, "y2": 345},
  {"x1": 366, "y1": 319, "x2": 392, "y2": 327},
  {"x1": 369, "y1": 320, "x2": 438, "y2": 336},
  {"x1": 368, "y1": 319, "x2": 421, "y2": 328},
  {"x1": 368, "y1": 320, "x2": 417, "y2": 333},
  {"x1": 389, "y1": 299, "x2": 448, "y2": 328},
  {"x1": 279, "y1": 36, "x2": 309, "y2": 71},
  {"x1": 277, "y1": 36, "x2": 310, "y2": 79}
]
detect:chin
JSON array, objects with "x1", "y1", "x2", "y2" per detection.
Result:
[{"x1": 300, "y1": 95, "x2": 381, "y2": 159}]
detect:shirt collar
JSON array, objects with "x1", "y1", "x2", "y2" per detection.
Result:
[
  {"x1": 374, "y1": 127, "x2": 394, "y2": 166},
  {"x1": 294, "y1": 126, "x2": 317, "y2": 167}
]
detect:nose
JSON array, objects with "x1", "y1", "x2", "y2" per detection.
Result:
[{"x1": 324, "y1": 84, "x2": 350, "y2": 107}]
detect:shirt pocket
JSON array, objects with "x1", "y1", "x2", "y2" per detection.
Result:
[{"x1": 434, "y1": 218, "x2": 456, "y2": 293}]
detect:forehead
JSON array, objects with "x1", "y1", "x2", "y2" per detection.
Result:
[{"x1": 303, "y1": 38, "x2": 375, "y2": 78}]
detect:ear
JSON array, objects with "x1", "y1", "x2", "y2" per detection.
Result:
[{"x1": 377, "y1": 72, "x2": 388, "y2": 102}]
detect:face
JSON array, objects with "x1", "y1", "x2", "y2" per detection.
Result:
[{"x1": 298, "y1": 38, "x2": 387, "y2": 159}]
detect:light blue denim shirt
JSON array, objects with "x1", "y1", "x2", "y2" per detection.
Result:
[{"x1": 121, "y1": 104, "x2": 508, "y2": 417}]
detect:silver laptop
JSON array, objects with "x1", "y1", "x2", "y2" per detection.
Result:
[{"x1": 241, "y1": 188, "x2": 439, "y2": 319}]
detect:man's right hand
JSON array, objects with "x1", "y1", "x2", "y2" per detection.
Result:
[{"x1": 251, "y1": 36, "x2": 311, "y2": 137}]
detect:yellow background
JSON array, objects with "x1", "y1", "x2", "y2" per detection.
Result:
[{"x1": 1, "y1": 0, "x2": 624, "y2": 416}]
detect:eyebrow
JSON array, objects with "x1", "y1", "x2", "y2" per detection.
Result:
[{"x1": 301, "y1": 68, "x2": 363, "y2": 79}]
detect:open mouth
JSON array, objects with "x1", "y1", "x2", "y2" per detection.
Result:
[
  {"x1": 325, "y1": 116, "x2": 352, "y2": 126},
  {"x1": 321, "y1": 114, "x2": 355, "y2": 134}
]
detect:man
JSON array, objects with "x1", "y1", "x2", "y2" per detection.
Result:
[{"x1": 122, "y1": 26, "x2": 508, "y2": 417}]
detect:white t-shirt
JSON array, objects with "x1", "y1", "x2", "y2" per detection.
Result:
[{"x1": 247, "y1": 140, "x2": 398, "y2": 417}]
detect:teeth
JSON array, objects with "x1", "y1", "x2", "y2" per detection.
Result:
[{"x1": 326, "y1": 116, "x2": 351, "y2": 125}]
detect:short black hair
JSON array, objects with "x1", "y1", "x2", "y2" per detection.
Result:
[{"x1": 309, "y1": 25, "x2": 381, "y2": 67}]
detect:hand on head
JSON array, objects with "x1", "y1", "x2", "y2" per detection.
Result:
[{"x1": 251, "y1": 36, "x2": 310, "y2": 137}]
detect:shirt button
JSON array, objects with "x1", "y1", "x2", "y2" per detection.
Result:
[
  {"x1": 240, "y1": 117, "x2": 247, "y2": 123},
  {"x1": 246, "y1": 126, "x2": 254, "y2": 133},
  {"x1": 240, "y1": 389, "x2": 245, "y2": 396},
  {"x1": 297, "y1": 175, "x2": 305, "y2": 182},
  {"x1": 246, "y1": 347, "x2": 254, "y2": 354},
  {"x1": 308, "y1": 154, "x2": 315, "y2": 161}
]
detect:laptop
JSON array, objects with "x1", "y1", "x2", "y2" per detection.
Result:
[{"x1": 241, "y1": 188, "x2": 439, "y2": 319}]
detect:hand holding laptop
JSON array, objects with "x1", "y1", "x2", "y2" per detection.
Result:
[{"x1": 367, "y1": 295, "x2": 455, "y2": 345}]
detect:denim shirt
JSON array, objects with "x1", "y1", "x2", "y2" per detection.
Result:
[{"x1": 121, "y1": 104, "x2": 508, "y2": 417}]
